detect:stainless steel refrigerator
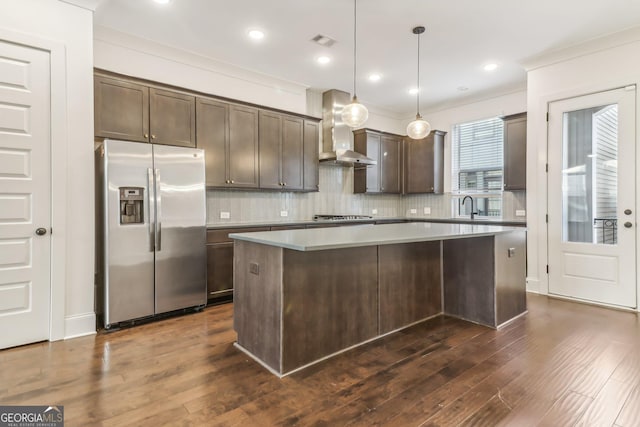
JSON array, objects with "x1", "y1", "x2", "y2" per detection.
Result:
[{"x1": 96, "y1": 139, "x2": 207, "y2": 329}]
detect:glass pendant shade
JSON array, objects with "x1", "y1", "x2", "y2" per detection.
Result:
[
  {"x1": 407, "y1": 113, "x2": 431, "y2": 139},
  {"x1": 342, "y1": 96, "x2": 369, "y2": 128}
]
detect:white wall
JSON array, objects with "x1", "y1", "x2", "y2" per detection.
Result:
[
  {"x1": 0, "y1": 0, "x2": 95, "y2": 338},
  {"x1": 525, "y1": 28, "x2": 640, "y2": 307}
]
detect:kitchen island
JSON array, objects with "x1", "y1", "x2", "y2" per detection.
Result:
[{"x1": 230, "y1": 222, "x2": 526, "y2": 377}]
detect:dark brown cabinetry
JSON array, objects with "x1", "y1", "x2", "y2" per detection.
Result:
[
  {"x1": 95, "y1": 71, "x2": 319, "y2": 193},
  {"x1": 149, "y1": 88, "x2": 196, "y2": 147},
  {"x1": 94, "y1": 75, "x2": 149, "y2": 143},
  {"x1": 259, "y1": 111, "x2": 304, "y2": 190},
  {"x1": 228, "y1": 105, "x2": 260, "y2": 188},
  {"x1": 353, "y1": 129, "x2": 401, "y2": 194},
  {"x1": 206, "y1": 227, "x2": 269, "y2": 300},
  {"x1": 502, "y1": 113, "x2": 527, "y2": 191},
  {"x1": 94, "y1": 74, "x2": 196, "y2": 147},
  {"x1": 303, "y1": 120, "x2": 320, "y2": 191},
  {"x1": 197, "y1": 99, "x2": 260, "y2": 189},
  {"x1": 403, "y1": 130, "x2": 446, "y2": 194}
]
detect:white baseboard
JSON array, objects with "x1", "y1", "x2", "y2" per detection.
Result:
[
  {"x1": 64, "y1": 312, "x2": 96, "y2": 340},
  {"x1": 526, "y1": 277, "x2": 541, "y2": 294}
]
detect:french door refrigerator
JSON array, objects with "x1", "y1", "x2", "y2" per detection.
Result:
[{"x1": 96, "y1": 139, "x2": 207, "y2": 329}]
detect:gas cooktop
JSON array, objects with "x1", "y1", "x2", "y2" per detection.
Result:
[{"x1": 313, "y1": 214, "x2": 373, "y2": 221}]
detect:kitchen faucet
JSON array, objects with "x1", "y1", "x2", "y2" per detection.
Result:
[{"x1": 462, "y1": 195, "x2": 478, "y2": 220}]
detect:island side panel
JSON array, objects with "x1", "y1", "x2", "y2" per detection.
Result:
[
  {"x1": 378, "y1": 241, "x2": 442, "y2": 334},
  {"x1": 495, "y1": 230, "x2": 527, "y2": 326},
  {"x1": 233, "y1": 240, "x2": 283, "y2": 373},
  {"x1": 442, "y1": 236, "x2": 496, "y2": 327},
  {"x1": 281, "y1": 246, "x2": 378, "y2": 374}
]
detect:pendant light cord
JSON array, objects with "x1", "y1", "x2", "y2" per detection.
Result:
[
  {"x1": 353, "y1": 0, "x2": 357, "y2": 98},
  {"x1": 416, "y1": 30, "x2": 420, "y2": 117}
]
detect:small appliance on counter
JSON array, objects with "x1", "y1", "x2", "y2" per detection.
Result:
[{"x1": 95, "y1": 139, "x2": 207, "y2": 329}]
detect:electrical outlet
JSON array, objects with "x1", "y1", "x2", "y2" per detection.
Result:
[
  {"x1": 515, "y1": 209, "x2": 526, "y2": 217},
  {"x1": 280, "y1": 210, "x2": 288, "y2": 217},
  {"x1": 423, "y1": 207, "x2": 431, "y2": 215},
  {"x1": 220, "y1": 211, "x2": 230, "y2": 219},
  {"x1": 249, "y1": 262, "x2": 259, "y2": 275},
  {"x1": 410, "y1": 209, "x2": 417, "y2": 214},
  {"x1": 372, "y1": 209, "x2": 378, "y2": 215}
]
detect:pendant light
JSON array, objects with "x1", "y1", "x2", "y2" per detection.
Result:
[
  {"x1": 406, "y1": 26, "x2": 431, "y2": 140},
  {"x1": 341, "y1": 0, "x2": 369, "y2": 128}
]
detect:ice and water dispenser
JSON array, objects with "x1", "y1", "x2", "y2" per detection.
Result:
[{"x1": 119, "y1": 187, "x2": 144, "y2": 224}]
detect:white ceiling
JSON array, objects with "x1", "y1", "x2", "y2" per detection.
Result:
[{"x1": 94, "y1": 0, "x2": 640, "y2": 115}]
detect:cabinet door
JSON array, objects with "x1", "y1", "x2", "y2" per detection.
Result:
[
  {"x1": 258, "y1": 110, "x2": 283, "y2": 189},
  {"x1": 380, "y1": 135, "x2": 401, "y2": 193},
  {"x1": 303, "y1": 120, "x2": 319, "y2": 191},
  {"x1": 362, "y1": 132, "x2": 381, "y2": 193},
  {"x1": 94, "y1": 75, "x2": 149, "y2": 142},
  {"x1": 281, "y1": 116, "x2": 304, "y2": 190},
  {"x1": 206, "y1": 243, "x2": 234, "y2": 298},
  {"x1": 503, "y1": 114, "x2": 527, "y2": 190},
  {"x1": 404, "y1": 136, "x2": 433, "y2": 193},
  {"x1": 228, "y1": 105, "x2": 259, "y2": 188},
  {"x1": 196, "y1": 98, "x2": 229, "y2": 187},
  {"x1": 150, "y1": 88, "x2": 196, "y2": 147},
  {"x1": 404, "y1": 131, "x2": 445, "y2": 194}
]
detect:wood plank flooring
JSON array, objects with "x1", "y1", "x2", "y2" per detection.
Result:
[{"x1": 1, "y1": 294, "x2": 639, "y2": 426}]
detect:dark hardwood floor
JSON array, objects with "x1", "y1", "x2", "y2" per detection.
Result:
[{"x1": 1, "y1": 294, "x2": 639, "y2": 426}]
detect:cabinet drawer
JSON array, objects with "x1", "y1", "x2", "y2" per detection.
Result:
[{"x1": 207, "y1": 227, "x2": 270, "y2": 243}]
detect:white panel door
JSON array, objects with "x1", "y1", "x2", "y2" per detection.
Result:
[
  {"x1": 0, "y1": 40, "x2": 51, "y2": 349},
  {"x1": 548, "y1": 87, "x2": 636, "y2": 308}
]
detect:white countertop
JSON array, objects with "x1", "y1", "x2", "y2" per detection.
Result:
[{"x1": 229, "y1": 222, "x2": 525, "y2": 251}]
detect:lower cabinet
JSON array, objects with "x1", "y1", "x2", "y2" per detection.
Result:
[{"x1": 206, "y1": 227, "x2": 269, "y2": 301}]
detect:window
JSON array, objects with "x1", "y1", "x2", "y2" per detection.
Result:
[{"x1": 452, "y1": 117, "x2": 504, "y2": 217}]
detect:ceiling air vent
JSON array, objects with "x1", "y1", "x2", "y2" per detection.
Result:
[{"x1": 311, "y1": 34, "x2": 336, "y2": 47}]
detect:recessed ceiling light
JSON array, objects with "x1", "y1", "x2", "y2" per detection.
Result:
[
  {"x1": 408, "y1": 88, "x2": 419, "y2": 95},
  {"x1": 153, "y1": 0, "x2": 171, "y2": 4},
  {"x1": 483, "y1": 63, "x2": 498, "y2": 71},
  {"x1": 316, "y1": 56, "x2": 331, "y2": 65},
  {"x1": 368, "y1": 73, "x2": 382, "y2": 82},
  {"x1": 248, "y1": 30, "x2": 265, "y2": 40}
]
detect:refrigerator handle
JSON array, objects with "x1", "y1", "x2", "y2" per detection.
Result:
[
  {"x1": 147, "y1": 168, "x2": 155, "y2": 252},
  {"x1": 155, "y1": 168, "x2": 162, "y2": 251}
]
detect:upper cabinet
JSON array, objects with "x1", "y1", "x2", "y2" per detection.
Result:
[
  {"x1": 353, "y1": 129, "x2": 402, "y2": 194},
  {"x1": 303, "y1": 120, "x2": 320, "y2": 191},
  {"x1": 95, "y1": 71, "x2": 319, "y2": 192},
  {"x1": 259, "y1": 111, "x2": 304, "y2": 190},
  {"x1": 404, "y1": 130, "x2": 446, "y2": 194},
  {"x1": 380, "y1": 134, "x2": 402, "y2": 193},
  {"x1": 228, "y1": 105, "x2": 260, "y2": 188},
  {"x1": 94, "y1": 74, "x2": 196, "y2": 147},
  {"x1": 197, "y1": 98, "x2": 259, "y2": 189},
  {"x1": 502, "y1": 113, "x2": 527, "y2": 191},
  {"x1": 94, "y1": 75, "x2": 149, "y2": 143},
  {"x1": 149, "y1": 88, "x2": 196, "y2": 148}
]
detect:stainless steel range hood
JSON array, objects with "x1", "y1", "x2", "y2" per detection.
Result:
[{"x1": 320, "y1": 89, "x2": 376, "y2": 166}]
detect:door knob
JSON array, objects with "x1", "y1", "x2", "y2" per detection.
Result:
[
  {"x1": 624, "y1": 222, "x2": 633, "y2": 228},
  {"x1": 624, "y1": 209, "x2": 632, "y2": 215},
  {"x1": 35, "y1": 228, "x2": 47, "y2": 236}
]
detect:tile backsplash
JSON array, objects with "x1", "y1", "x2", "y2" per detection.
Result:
[{"x1": 206, "y1": 165, "x2": 526, "y2": 224}]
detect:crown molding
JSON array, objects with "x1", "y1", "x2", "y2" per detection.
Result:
[
  {"x1": 59, "y1": 0, "x2": 100, "y2": 11},
  {"x1": 522, "y1": 25, "x2": 640, "y2": 71}
]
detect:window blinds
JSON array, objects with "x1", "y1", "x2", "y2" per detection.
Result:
[{"x1": 452, "y1": 117, "x2": 504, "y2": 192}]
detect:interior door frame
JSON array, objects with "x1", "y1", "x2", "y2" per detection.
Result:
[
  {"x1": 542, "y1": 84, "x2": 639, "y2": 311},
  {"x1": 0, "y1": 29, "x2": 69, "y2": 340}
]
